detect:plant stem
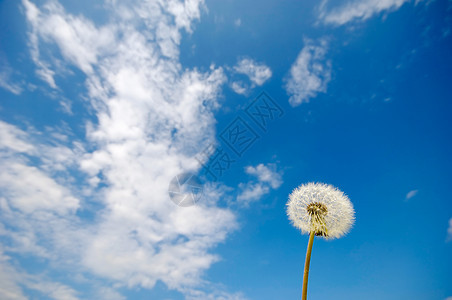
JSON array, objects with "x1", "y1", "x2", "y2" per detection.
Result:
[{"x1": 302, "y1": 231, "x2": 315, "y2": 300}]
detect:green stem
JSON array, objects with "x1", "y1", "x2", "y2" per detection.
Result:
[{"x1": 302, "y1": 232, "x2": 315, "y2": 300}]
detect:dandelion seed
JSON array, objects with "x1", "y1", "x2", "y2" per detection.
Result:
[{"x1": 287, "y1": 182, "x2": 355, "y2": 300}]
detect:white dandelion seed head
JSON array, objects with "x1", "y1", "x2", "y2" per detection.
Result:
[{"x1": 287, "y1": 182, "x2": 355, "y2": 239}]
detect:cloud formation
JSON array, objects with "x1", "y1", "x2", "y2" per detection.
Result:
[
  {"x1": 405, "y1": 189, "x2": 418, "y2": 200},
  {"x1": 0, "y1": 250, "x2": 80, "y2": 300},
  {"x1": 319, "y1": 0, "x2": 410, "y2": 26},
  {"x1": 237, "y1": 163, "x2": 282, "y2": 205},
  {"x1": 230, "y1": 58, "x2": 272, "y2": 95},
  {"x1": 0, "y1": 60, "x2": 23, "y2": 95},
  {"x1": 233, "y1": 58, "x2": 272, "y2": 86},
  {"x1": 285, "y1": 38, "x2": 331, "y2": 106},
  {"x1": 234, "y1": 58, "x2": 272, "y2": 86},
  {"x1": 0, "y1": 0, "x2": 247, "y2": 298},
  {"x1": 230, "y1": 81, "x2": 249, "y2": 95}
]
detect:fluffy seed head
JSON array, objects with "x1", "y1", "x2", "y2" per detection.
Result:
[{"x1": 287, "y1": 182, "x2": 355, "y2": 239}]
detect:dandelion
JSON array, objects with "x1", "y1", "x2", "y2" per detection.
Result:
[{"x1": 287, "y1": 182, "x2": 355, "y2": 300}]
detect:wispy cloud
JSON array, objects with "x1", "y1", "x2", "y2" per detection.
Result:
[
  {"x1": 245, "y1": 164, "x2": 283, "y2": 189},
  {"x1": 319, "y1": 0, "x2": 410, "y2": 26},
  {"x1": 230, "y1": 81, "x2": 249, "y2": 95},
  {"x1": 0, "y1": 58, "x2": 23, "y2": 95},
  {"x1": 237, "y1": 183, "x2": 270, "y2": 205},
  {"x1": 0, "y1": 0, "x2": 243, "y2": 298},
  {"x1": 0, "y1": 121, "x2": 35, "y2": 153},
  {"x1": 284, "y1": 38, "x2": 331, "y2": 106},
  {"x1": 0, "y1": 252, "x2": 27, "y2": 300},
  {"x1": 405, "y1": 189, "x2": 418, "y2": 200},
  {"x1": 230, "y1": 58, "x2": 272, "y2": 95},
  {"x1": 447, "y1": 218, "x2": 452, "y2": 241},
  {"x1": 0, "y1": 249, "x2": 80, "y2": 300},
  {"x1": 23, "y1": 0, "x2": 115, "y2": 78},
  {"x1": 237, "y1": 163, "x2": 282, "y2": 206}
]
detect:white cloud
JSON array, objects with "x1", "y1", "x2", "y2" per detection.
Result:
[
  {"x1": 237, "y1": 163, "x2": 282, "y2": 206},
  {"x1": 0, "y1": 123, "x2": 87, "y2": 263},
  {"x1": 0, "y1": 121, "x2": 81, "y2": 215},
  {"x1": 93, "y1": 287, "x2": 125, "y2": 300},
  {"x1": 0, "y1": 250, "x2": 81, "y2": 300},
  {"x1": 0, "y1": 121, "x2": 35, "y2": 154},
  {"x1": 0, "y1": 253, "x2": 27, "y2": 300},
  {"x1": 185, "y1": 286, "x2": 247, "y2": 300},
  {"x1": 0, "y1": 160, "x2": 79, "y2": 214},
  {"x1": 23, "y1": 0, "x2": 115, "y2": 76},
  {"x1": 0, "y1": 61, "x2": 23, "y2": 95},
  {"x1": 233, "y1": 58, "x2": 272, "y2": 86},
  {"x1": 25, "y1": 280, "x2": 79, "y2": 300},
  {"x1": 405, "y1": 189, "x2": 418, "y2": 200},
  {"x1": 0, "y1": 0, "x2": 242, "y2": 298},
  {"x1": 237, "y1": 182, "x2": 270, "y2": 204},
  {"x1": 245, "y1": 163, "x2": 282, "y2": 189},
  {"x1": 319, "y1": 0, "x2": 410, "y2": 26},
  {"x1": 285, "y1": 38, "x2": 331, "y2": 106},
  {"x1": 230, "y1": 81, "x2": 249, "y2": 95},
  {"x1": 22, "y1": 0, "x2": 57, "y2": 88}
]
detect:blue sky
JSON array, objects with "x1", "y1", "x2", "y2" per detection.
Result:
[{"x1": 0, "y1": 0, "x2": 451, "y2": 299}]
